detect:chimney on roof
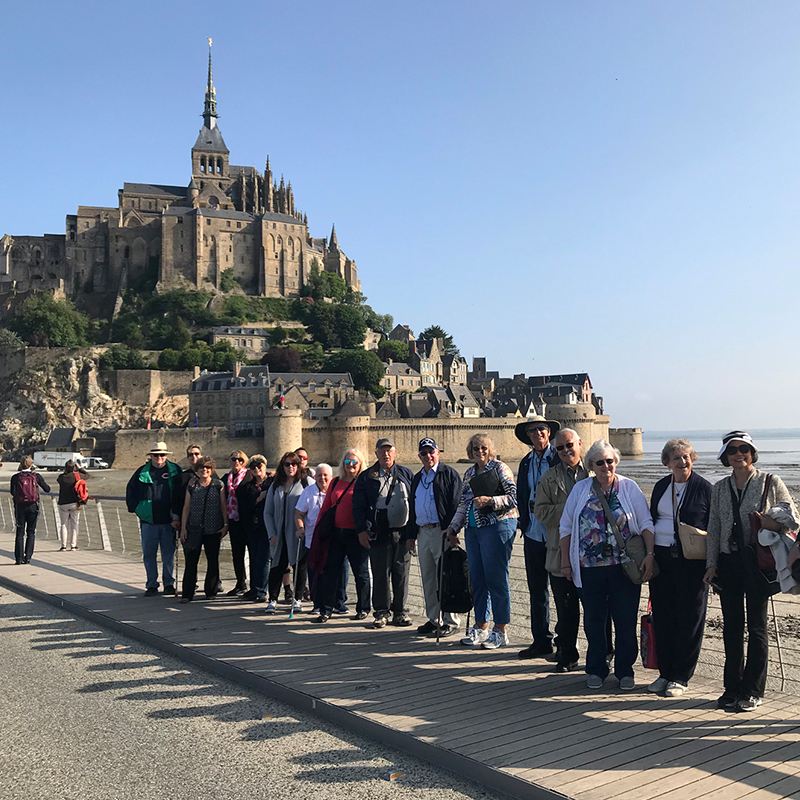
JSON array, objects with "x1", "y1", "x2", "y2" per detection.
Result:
[{"x1": 193, "y1": 366, "x2": 201, "y2": 379}]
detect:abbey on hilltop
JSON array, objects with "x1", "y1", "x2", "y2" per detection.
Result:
[{"x1": 0, "y1": 45, "x2": 360, "y2": 307}]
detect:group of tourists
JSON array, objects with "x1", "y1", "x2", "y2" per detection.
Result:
[{"x1": 121, "y1": 421, "x2": 800, "y2": 714}]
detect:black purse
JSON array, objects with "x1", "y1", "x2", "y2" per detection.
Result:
[{"x1": 469, "y1": 468, "x2": 503, "y2": 514}]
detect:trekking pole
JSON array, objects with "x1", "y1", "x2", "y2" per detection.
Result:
[{"x1": 770, "y1": 595, "x2": 786, "y2": 692}]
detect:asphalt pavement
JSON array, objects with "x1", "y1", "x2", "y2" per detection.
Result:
[{"x1": 0, "y1": 587, "x2": 503, "y2": 800}]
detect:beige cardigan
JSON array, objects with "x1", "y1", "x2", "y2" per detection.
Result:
[{"x1": 706, "y1": 469, "x2": 798, "y2": 570}]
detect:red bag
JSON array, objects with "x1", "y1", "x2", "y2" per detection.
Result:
[{"x1": 640, "y1": 600, "x2": 658, "y2": 670}]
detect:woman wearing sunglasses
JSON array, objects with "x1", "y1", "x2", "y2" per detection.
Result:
[
  {"x1": 314, "y1": 448, "x2": 371, "y2": 623},
  {"x1": 223, "y1": 449, "x2": 252, "y2": 596},
  {"x1": 705, "y1": 431, "x2": 799, "y2": 712},
  {"x1": 443, "y1": 433, "x2": 519, "y2": 650},
  {"x1": 179, "y1": 456, "x2": 228, "y2": 602},
  {"x1": 560, "y1": 440, "x2": 655, "y2": 691}
]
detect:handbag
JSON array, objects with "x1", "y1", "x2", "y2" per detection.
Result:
[
  {"x1": 593, "y1": 478, "x2": 659, "y2": 585},
  {"x1": 469, "y1": 467, "x2": 503, "y2": 515},
  {"x1": 640, "y1": 600, "x2": 658, "y2": 670},
  {"x1": 672, "y1": 480, "x2": 707, "y2": 560},
  {"x1": 727, "y1": 474, "x2": 780, "y2": 597}
]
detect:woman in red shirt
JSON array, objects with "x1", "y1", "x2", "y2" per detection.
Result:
[{"x1": 313, "y1": 448, "x2": 370, "y2": 623}]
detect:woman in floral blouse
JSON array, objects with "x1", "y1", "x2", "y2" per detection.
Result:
[
  {"x1": 445, "y1": 433, "x2": 518, "y2": 650},
  {"x1": 560, "y1": 440, "x2": 655, "y2": 692}
]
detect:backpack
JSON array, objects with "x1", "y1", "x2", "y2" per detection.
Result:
[
  {"x1": 439, "y1": 546, "x2": 473, "y2": 613},
  {"x1": 14, "y1": 472, "x2": 39, "y2": 505},
  {"x1": 385, "y1": 473, "x2": 410, "y2": 530},
  {"x1": 74, "y1": 473, "x2": 88, "y2": 505}
]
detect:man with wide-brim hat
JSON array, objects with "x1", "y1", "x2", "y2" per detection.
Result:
[
  {"x1": 515, "y1": 415, "x2": 561, "y2": 660},
  {"x1": 126, "y1": 440, "x2": 182, "y2": 597}
]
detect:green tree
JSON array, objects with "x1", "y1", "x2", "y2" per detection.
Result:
[
  {"x1": 324, "y1": 349, "x2": 385, "y2": 397},
  {"x1": 222, "y1": 294, "x2": 248, "y2": 323},
  {"x1": 335, "y1": 305, "x2": 367, "y2": 349},
  {"x1": 157, "y1": 348, "x2": 181, "y2": 370},
  {"x1": 269, "y1": 325, "x2": 287, "y2": 346},
  {"x1": 0, "y1": 328, "x2": 24, "y2": 351},
  {"x1": 419, "y1": 325, "x2": 459, "y2": 356},
  {"x1": 377, "y1": 339, "x2": 409, "y2": 363},
  {"x1": 99, "y1": 344, "x2": 148, "y2": 370},
  {"x1": 219, "y1": 269, "x2": 237, "y2": 293},
  {"x1": 12, "y1": 295, "x2": 89, "y2": 347},
  {"x1": 304, "y1": 302, "x2": 337, "y2": 349}
]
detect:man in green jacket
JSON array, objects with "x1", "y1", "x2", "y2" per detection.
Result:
[{"x1": 126, "y1": 441, "x2": 182, "y2": 596}]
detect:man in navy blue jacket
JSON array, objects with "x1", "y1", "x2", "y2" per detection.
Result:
[
  {"x1": 354, "y1": 438, "x2": 414, "y2": 628},
  {"x1": 406, "y1": 437, "x2": 463, "y2": 637},
  {"x1": 516, "y1": 416, "x2": 560, "y2": 659}
]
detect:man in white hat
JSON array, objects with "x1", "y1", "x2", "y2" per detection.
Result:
[
  {"x1": 126, "y1": 441, "x2": 182, "y2": 597},
  {"x1": 514, "y1": 415, "x2": 560, "y2": 660}
]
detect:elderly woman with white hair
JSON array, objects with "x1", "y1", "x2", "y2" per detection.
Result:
[
  {"x1": 647, "y1": 438, "x2": 712, "y2": 698},
  {"x1": 560, "y1": 440, "x2": 655, "y2": 691},
  {"x1": 705, "y1": 431, "x2": 799, "y2": 712}
]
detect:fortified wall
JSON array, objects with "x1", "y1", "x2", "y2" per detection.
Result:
[
  {"x1": 97, "y1": 369, "x2": 193, "y2": 406},
  {"x1": 113, "y1": 403, "x2": 643, "y2": 469}
]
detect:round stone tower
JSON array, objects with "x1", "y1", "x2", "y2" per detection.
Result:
[
  {"x1": 262, "y1": 409, "x2": 303, "y2": 466},
  {"x1": 546, "y1": 403, "x2": 599, "y2": 456}
]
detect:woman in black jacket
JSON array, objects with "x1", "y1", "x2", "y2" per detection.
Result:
[
  {"x1": 648, "y1": 438, "x2": 712, "y2": 697},
  {"x1": 236, "y1": 455, "x2": 273, "y2": 602},
  {"x1": 11, "y1": 456, "x2": 51, "y2": 565}
]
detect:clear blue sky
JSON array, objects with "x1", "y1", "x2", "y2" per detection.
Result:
[{"x1": 2, "y1": 1, "x2": 799, "y2": 431}]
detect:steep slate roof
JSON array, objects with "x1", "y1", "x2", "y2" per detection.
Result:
[
  {"x1": 332, "y1": 398, "x2": 368, "y2": 417},
  {"x1": 45, "y1": 427, "x2": 76, "y2": 449},
  {"x1": 123, "y1": 183, "x2": 187, "y2": 197},
  {"x1": 192, "y1": 125, "x2": 229, "y2": 153}
]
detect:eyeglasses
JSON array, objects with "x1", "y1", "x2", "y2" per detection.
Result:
[
  {"x1": 196, "y1": 466, "x2": 212, "y2": 472},
  {"x1": 230, "y1": 457, "x2": 244, "y2": 462},
  {"x1": 527, "y1": 425, "x2": 548, "y2": 433},
  {"x1": 187, "y1": 451, "x2": 201, "y2": 457},
  {"x1": 344, "y1": 458, "x2": 358, "y2": 466},
  {"x1": 249, "y1": 462, "x2": 265, "y2": 469},
  {"x1": 594, "y1": 458, "x2": 615, "y2": 467},
  {"x1": 725, "y1": 444, "x2": 752, "y2": 456},
  {"x1": 472, "y1": 446, "x2": 489, "y2": 453},
  {"x1": 556, "y1": 442, "x2": 576, "y2": 452}
]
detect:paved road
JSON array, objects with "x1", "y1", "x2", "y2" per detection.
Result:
[{"x1": 0, "y1": 588, "x2": 502, "y2": 800}]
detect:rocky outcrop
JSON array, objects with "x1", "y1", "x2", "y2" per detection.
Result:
[{"x1": 0, "y1": 350, "x2": 188, "y2": 458}]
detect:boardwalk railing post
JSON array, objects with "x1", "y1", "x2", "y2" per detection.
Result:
[{"x1": 95, "y1": 501, "x2": 112, "y2": 552}]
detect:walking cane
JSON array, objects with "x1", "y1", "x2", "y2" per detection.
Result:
[{"x1": 770, "y1": 595, "x2": 786, "y2": 692}]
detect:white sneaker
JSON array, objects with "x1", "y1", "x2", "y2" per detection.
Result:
[
  {"x1": 291, "y1": 599, "x2": 302, "y2": 612},
  {"x1": 481, "y1": 630, "x2": 509, "y2": 650},
  {"x1": 665, "y1": 681, "x2": 687, "y2": 697},
  {"x1": 648, "y1": 677, "x2": 669, "y2": 694},
  {"x1": 265, "y1": 600, "x2": 277, "y2": 614},
  {"x1": 460, "y1": 626, "x2": 489, "y2": 646}
]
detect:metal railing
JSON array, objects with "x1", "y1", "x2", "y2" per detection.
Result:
[{"x1": 2, "y1": 487, "x2": 800, "y2": 694}]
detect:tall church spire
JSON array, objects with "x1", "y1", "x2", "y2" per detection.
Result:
[{"x1": 203, "y1": 38, "x2": 218, "y2": 130}]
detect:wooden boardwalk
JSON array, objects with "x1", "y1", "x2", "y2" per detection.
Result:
[{"x1": 2, "y1": 532, "x2": 800, "y2": 800}]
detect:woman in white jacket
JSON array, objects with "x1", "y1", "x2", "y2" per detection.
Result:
[{"x1": 559, "y1": 440, "x2": 655, "y2": 691}]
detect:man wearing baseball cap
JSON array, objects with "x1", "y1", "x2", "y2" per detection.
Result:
[
  {"x1": 353, "y1": 438, "x2": 414, "y2": 627},
  {"x1": 126, "y1": 441, "x2": 182, "y2": 597},
  {"x1": 406, "y1": 438, "x2": 463, "y2": 636}
]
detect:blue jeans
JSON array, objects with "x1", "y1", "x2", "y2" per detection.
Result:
[
  {"x1": 140, "y1": 522, "x2": 176, "y2": 590},
  {"x1": 579, "y1": 564, "x2": 641, "y2": 679},
  {"x1": 464, "y1": 518, "x2": 516, "y2": 625}
]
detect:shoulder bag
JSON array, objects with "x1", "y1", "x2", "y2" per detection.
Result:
[
  {"x1": 385, "y1": 471, "x2": 410, "y2": 530},
  {"x1": 593, "y1": 478, "x2": 659, "y2": 585},
  {"x1": 673, "y1": 480, "x2": 707, "y2": 560}
]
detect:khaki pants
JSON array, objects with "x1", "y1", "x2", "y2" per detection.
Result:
[
  {"x1": 58, "y1": 503, "x2": 80, "y2": 548},
  {"x1": 417, "y1": 524, "x2": 460, "y2": 628}
]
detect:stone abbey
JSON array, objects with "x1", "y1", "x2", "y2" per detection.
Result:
[{"x1": 0, "y1": 48, "x2": 360, "y2": 308}]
